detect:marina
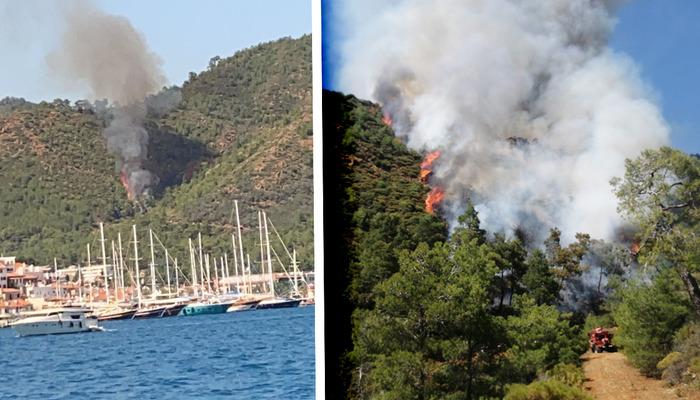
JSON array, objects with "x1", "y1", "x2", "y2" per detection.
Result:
[{"x1": 0, "y1": 201, "x2": 314, "y2": 331}]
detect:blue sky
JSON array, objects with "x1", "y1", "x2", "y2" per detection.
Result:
[
  {"x1": 322, "y1": 1, "x2": 699, "y2": 154},
  {"x1": 0, "y1": 0, "x2": 310, "y2": 102},
  {"x1": 610, "y1": 1, "x2": 700, "y2": 154}
]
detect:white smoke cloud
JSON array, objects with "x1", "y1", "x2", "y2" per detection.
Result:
[
  {"x1": 334, "y1": 0, "x2": 669, "y2": 243},
  {"x1": 46, "y1": 0, "x2": 170, "y2": 199}
]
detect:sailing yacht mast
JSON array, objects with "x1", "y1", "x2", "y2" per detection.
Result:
[
  {"x1": 117, "y1": 233, "x2": 126, "y2": 294},
  {"x1": 78, "y1": 260, "x2": 83, "y2": 302},
  {"x1": 99, "y1": 222, "x2": 110, "y2": 302},
  {"x1": 258, "y1": 211, "x2": 266, "y2": 293},
  {"x1": 231, "y1": 234, "x2": 240, "y2": 294},
  {"x1": 234, "y1": 200, "x2": 246, "y2": 295},
  {"x1": 205, "y1": 254, "x2": 212, "y2": 294},
  {"x1": 87, "y1": 244, "x2": 92, "y2": 300},
  {"x1": 213, "y1": 257, "x2": 219, "y2": 295},
  {"x1": 111, "y1": 241, "x2": 119, "y2": 301},
  {"x1": 149, "y1": 229, "x2": 157, "y2": 300},
  {"x1": 220, "y1": 256, "x2": 226, "y2": 293},
  {"x1": 189, "y1": 238, "x2": 198, "y2": 299},
  {"x1": 292, "y1": 248, "x2": 300, "y2": 297},
  {"x1": 246, "y1": 253, "x2": 252, "y2": 295},
  {"x1": 263, "y1": 211, "x2": 275, "y2": 297},
  {"x1": 165, "y1": 249, "x2": 171, "y2": 296},
  {"x1": 223, "y1": 254, "x2": 231, "y2": 294},
  {"x1": 132, "y1": 225, "x2": 142, "y2": 309},
  {"x1": 198, "y1": 233, "x2": 205, "y2": 296},
  {"x1": 174, "y1": 258, "x2": 179, "y2": 295}
]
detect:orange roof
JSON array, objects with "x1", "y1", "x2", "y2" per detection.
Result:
[{"x1": 0, "y1": 288, "x2": 20, "y2": 293}]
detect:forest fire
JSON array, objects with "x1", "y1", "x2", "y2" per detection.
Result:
[
  {"x1": 120, "y1": 170, "x2": 135, "y2": 201},
  {"x1": 425, "y1": 187, "x2": 445, "y2": 214},
  {"x1": 421, "y1": 150, "x2": 444, "y2": 213},
  {"x1": 420, "y1": 150, "x2": 441, "y2": 183},
  {"x1": 630, "y1": 241, "x2": 641, "y2": 256},
  {"x1": 382, "y1": 112, "x2": 393, "y2": 126}
]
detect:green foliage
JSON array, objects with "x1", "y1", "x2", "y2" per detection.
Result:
[
  {"x1": 658, "y1": 323, "x2": 700, "y2": 385},
  {"x1": 503, "y1": 297, "x2": 585, "y2": 382},
  {"x1": 544, "y1": 228, "x2": 591, "y2": 283},
  {"x1": 545, "y1": 364, "x2": 586, "y2": 388},
  {"x1": 612, "y1": 147, "x2": 700, "y2": 316},
  {"x1": 355, "y1": 231, "x2": 504, "y2": 399},
  {"x1": 504, "y1": 380, "x2": 592, "y2": 400},
  {"x1": 522, "y1": 249, "x2": 560, "y2": 306},
  {"x1": 324, "y1": 90, "x2": 448, "y2": 399},
  {"x1": 612, "y1": 271, "x2": 691, "y2": 376}
]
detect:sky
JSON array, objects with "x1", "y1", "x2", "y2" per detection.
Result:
[
  {"x1": 322, "y1": 0, "x2": 700, "y2": 154},
  {"x1": 0, "y1": 0, "x2": 310, "y2": 102}
]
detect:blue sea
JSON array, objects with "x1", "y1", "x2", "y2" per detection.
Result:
[{"x1": 1, "y1": 307, "x2": 315, "y2": 399}]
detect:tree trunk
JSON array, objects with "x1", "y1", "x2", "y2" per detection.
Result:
[
  {"x1": 466, "y1": 339, "x2": 474, "y2": 400},
  {"x1": 679, "y1": 267, "x2": 700, "y2": 319}
]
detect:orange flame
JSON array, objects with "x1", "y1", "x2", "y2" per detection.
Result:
[
  {"x1": 120, "y1": 170, "x2": 134, "y2": 201},
  {"x1": 630, "y1": 241, "x2": 641, "y2": 255},
  {"x1": 425, "y1": 187, "x2": 445, "y2": 214},
  {"x1": 421, "y1": 150, "x2": 441, "y2": 169},
  {"x1": 382, "y1": 113, "x2": 393, "y2": 126},
  {"x1": 420, "y1": 150, "x2": 441, "y2": 183}
]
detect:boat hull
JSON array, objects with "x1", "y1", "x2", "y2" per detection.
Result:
[
  {"x1": 226, "y1": 299, "x2": 261, "y2": 312},
  {"x1": 132, "y1": 303, "x2": 186, "y2": 319},
  {"x1": 162, "y1": 303, "x2": 186, "y2": 317},
  {"x1": 180, "y1": 302, "x2": 233, "y2": 316},
  {"x1": 256, "y1": 298, "x2": 302, "y2": 309},
  {"x1": 11, "y1": 317, "x2": 100, "y2": 337},
  {"x1": 97, "y1": 309, "x2": 137, "y2": 321}
]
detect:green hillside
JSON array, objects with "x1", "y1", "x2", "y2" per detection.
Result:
[
  {"x1": 322, "y1": 90, "x2": 447, "y2": 398},
  {"x1": 0, "y1": 35, "x2": 312, "y2": 273}
]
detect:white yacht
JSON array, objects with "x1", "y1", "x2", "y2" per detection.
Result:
[{"x1": 9, "y1": 308, "x2": 103, "y2": 337}]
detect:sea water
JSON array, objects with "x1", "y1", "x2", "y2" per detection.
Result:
[{"x1": 1, "y1": 307, "x2": 314, "y2": 399}]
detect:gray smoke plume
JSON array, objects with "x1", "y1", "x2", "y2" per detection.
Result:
[
  {"x1": 46, "y1": 0, "x2": 167, "y2": 200},
  {"x1": 334, "y1": 0, "x2": 669, "y2": 243}
]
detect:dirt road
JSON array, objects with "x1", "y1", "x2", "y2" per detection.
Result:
[{"x1": 582, "y1": 351, "x2": 700, "y2": 399}]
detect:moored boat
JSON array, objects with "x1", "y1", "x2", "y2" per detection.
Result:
[
  {"x1": 132, "y1": 303, "x2": 187, "y2": 319},
  {"x1": 9, "y1": 308, "x2": 103, "y2": 337},
  {"x1": 97, "y1": 308, "x2": 137, "y2": 321},
  {"x1": 226, "y1": 298, "x2": 261, "y2": 312},
  {"x1": 180, "y1": 300, "x2": 236, "y2": 316},
  {"x1": 256, "y1": 298, "x2": 301, "y2": 309}
]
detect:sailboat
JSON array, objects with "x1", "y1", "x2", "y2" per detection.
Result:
[
  {"x1": 179, "y1": 231, "x2": 237, "y2": 316},
  {"x1": 95, "y1": 230, "x2": 139, "y2": 321},
  {"x1": 256, "y1": 211, "x2": 301, "y2": 309}
]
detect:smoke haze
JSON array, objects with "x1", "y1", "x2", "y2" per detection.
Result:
[
  {"x1": 334, "y1": 0, "x2": 669, "y2": 243},
  {"x1": 46, "y1": 0, "x2": 167, "y2": 199}
]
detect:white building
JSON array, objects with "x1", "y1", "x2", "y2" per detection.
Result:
[{"x1": 0, "y1": 257, "x2": 16, "y2": 288}]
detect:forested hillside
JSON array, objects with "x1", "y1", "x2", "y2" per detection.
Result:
[
  {"x1": 323, "y1": 90, "x2": 643, "y2": 399},
  {"x1": 325, "y1": 87, "x2": 700, "y2": 399},
  {"x1": 0, "y1": 35, "x2": 312, "y2": 271},
  {"x1": 323, "y1": 90, "x2": 448, "y2": 399}
]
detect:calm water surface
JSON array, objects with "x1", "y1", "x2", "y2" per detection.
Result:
[{"x1": 1, "y1": 307, "x2": 314, "y2": 399}]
